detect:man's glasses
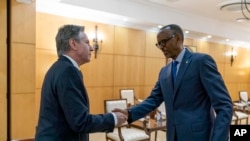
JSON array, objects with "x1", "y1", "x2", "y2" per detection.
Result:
[{"x1": 155, "y1": 34, "x2": 175, "y2": 49}]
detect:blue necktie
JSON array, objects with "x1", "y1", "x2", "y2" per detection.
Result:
[{"x1": 172, "y1": 61, "x2": 178, "y2": 84}]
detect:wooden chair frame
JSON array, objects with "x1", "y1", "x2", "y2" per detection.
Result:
[
  {"x1": 119, "y1": 88, "x2": 142, "y2": 107},
  {"x1": 104, "y1": 99, "x2": 150, "y2": 141}
]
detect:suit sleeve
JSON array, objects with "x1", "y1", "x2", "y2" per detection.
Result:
[
  {"x1": 200, "y1": 55, "x2": 233, "y2": 141},
  {"x1": 56, "y1": 66, "x2": 115, "y2": 133}
]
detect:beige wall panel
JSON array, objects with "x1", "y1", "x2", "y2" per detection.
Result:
[
  {"x1": 11, "y1": 43, "x2": 35, "y2": 93},
  {"x1": 133, "y1": 86, "x2": 148, "y2": 99},
  {"x1": 11, "y1": 93, "x2": 35, "y2": 139},
  {"x1": 184, "y1": 38, "x2": 194, "y2": 47},
  {"x1": 0, "y1": 94, "x2": 7, "y2": 141},
  {"x1": 226, "y1": 82, "x2": 249, "y2": 101},
  {"x1": 36, "y1": 49, "x2": 57, "y2": 88},
  {"x1": 145, "y1": 31, "x2": 163, "y2": 58},
  {"x1": 144, "y1": 58, "x2": 165, "y2": 85},
  {"x1": 81, "y1": 54, "x2": 114, "y2": 87},
  {"x1": 235, "y1": 47, "x2": 250, "y2": 71},
  {"x1": 87, "y1": 87, "x2": 113, "y2": 114},
  {"x1": 0, "y1": 11, "x2": 6, "y2": 140},
  {"x1": 11, "y1": 0, "x2": 35, "y2": 43},
  {"x1": 114, "y1": 27, "x2": 145, "y2": 56},
  {"x1": 237, "y1": 83, "x2": 250, "y2": 93},
  {"x1": 144, "y1": 86, "x2": 155, "y2": 98},
  {"x1": 36, "y1": 12, "x2": 77, "y2": 50},
  {"x1": 74, "y1": 19, "x2": 95, "y2": 33},
  {"x1": 0, "y1": 43, "x2": 6, "y2": 141},
  {"x1": 0, "y1": 43, "x2": 7, "y2": 94},
  {"x1": 196, "y1": 40, "x2": 209, "y2": 53},
  {"x1": 0, "y1": 0, "x2": 6, "y2": 40},
  {"x1": 221, "y1": 82, "x2": 250, "y2": 102},
  {"x1": 114, "y1": 55, "x2": 145, "y2": 86},
  {"x1": 237, "y1": 67, "x2": 250, "y2": 83},
  {"x1": 112, "y1": 87, "x2": 122, "y2": 99},
  {"x1": 208, "y1": 43, "x2": 226, "y2": 63},
  {"x1": 224, "y1": 63, "x2": 249, "y2": 83},
  {"x1": 216, "y1": 62, "x2": 226, "y2": 80},
  {"x1": 0, "y1": 0, "x2": 7, "y2": 96},
  {"x1": 136, "y1": 86, "x2": 150, "y2": 99},
  {"x1": 224, "y1": 63, "x2": 239, "y2": 83},
  {"x1": 225, "y1": 83, "x2": 238, "y2": 101}
]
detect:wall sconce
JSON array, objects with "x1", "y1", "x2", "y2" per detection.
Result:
[
  {"x1": 230, "y1": 47, "x2": 237, "y2": 66},
  {"x1": 93, "y1": 25, "x2": 103, "y2": 59}
]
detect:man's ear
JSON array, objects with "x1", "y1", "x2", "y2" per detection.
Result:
[
  {"x1": 69, "y1": 38, "x2": 77, "y2": 50},
  {"x1": 175, "y1": 35, "x2": 182, "y2": 47}
]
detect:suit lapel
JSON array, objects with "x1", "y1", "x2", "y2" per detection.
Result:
[
  {"x1": 80, "y1": 72, "x2": 90, "y2": 110},
  {"x1": 60, "y1": 56, "x2": 90, "y2": 110},
  {"x1": 173, "y1": 50, "x2": 192, "y2": 97}
]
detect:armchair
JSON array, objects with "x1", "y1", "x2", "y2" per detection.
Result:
[
  {"x1": 119, "y1": 89, "x2": 143, "y2": 107},
  {"x1": 233, "y1": 107, "x2": 249, "y2": 124},
  {"x1": 104, "y1": 99, "x2": 150, "y2": 141},
  {"x1": 234, "y1": 91, "x2": 250, "y2": 113}
]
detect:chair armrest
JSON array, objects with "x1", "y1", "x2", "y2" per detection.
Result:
[
  {"x1": 137, "y1": 99, "x2": 143, "y2": 102},
  {"x1": 134, "y1": 96, "x2": 143, "y2": 104},
  {"x1": 233, "y1": 108, "x2": 238, "y2": 118},
  {"x1": 142, "y1": 119, "x2": 150, "y2": 135}
]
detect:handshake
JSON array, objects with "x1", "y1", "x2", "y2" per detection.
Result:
[{"x1": 112, "y1": 108, "x2": 129, "y2": 126}]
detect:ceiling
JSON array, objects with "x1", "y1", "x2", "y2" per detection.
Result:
[{"x1": 36, "y1": 0, "x2": 250, "y2": 48}]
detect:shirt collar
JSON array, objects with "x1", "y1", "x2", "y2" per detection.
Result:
[
  {"x1": 175, "y1": 47, "x2": 186, "y2": 63},
  {"x1": 63, "y1": 55, "x2": 80, "y2": 70}
]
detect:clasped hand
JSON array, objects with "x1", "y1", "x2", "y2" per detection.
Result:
[{"x1": 112, "y1": 108, "x2": 129, "y2": 126}]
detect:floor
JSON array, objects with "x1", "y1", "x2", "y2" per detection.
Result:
[
  {"x1": 89, "y1": 114, "x2": 250, "y2": 141},
  {"x1": 89, "y1": 130, "x2": 166, "y2": 141}
]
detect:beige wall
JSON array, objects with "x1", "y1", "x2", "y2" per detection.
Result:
[
  {"x1": 9, "y1": 0, "x2": 36, "y2": 139},
  {"x1": 195, "y1": 41, "x2": 250, "y2": 100},
  {"x1": 0, "y1": 0, "x2": 7, "y2": 140}
]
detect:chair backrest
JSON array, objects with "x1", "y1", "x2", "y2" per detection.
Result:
[
  {"x1": 104, "y1": 99, "x2": 128, "y2": 126},
  {"x1": 104, "y1": 99, "x2": 128, "y2": 113},
  {"x1": 239, "y1": 91, "x2": 249, "y2": 102},
  {"x1": 120, "y1": 89, "x2": 135, "y2": 106}
]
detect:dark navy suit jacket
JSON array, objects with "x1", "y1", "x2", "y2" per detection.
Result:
[
  {"x1": 128, "y1": 49, "x2": 233, "y2": 141},
  {"x1": 35, "y1": 56, "x2": 114, "y2": 141}
]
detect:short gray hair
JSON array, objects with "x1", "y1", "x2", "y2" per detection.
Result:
[{"x1": 55, "y1": 24, "x2": 85, "y2": 56}]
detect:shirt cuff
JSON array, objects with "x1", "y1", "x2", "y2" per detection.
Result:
[{"x1": 111, "y1": 112, "x2": 117, "y2": 126}]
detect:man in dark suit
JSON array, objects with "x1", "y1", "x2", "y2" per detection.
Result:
[
  {"x1": 113, "y1": 24, "x2": 233, "y2": 141},
  {"x1": 35, "y1": 24, "x2": 127, "y2": 141}
]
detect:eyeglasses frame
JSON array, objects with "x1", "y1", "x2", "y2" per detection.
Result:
[{"x1": 155, "y1": 34, "x2": 176, "y2": 49}]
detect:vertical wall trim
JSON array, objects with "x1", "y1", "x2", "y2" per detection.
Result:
[{"x1": 6, "y1": 0, "x2": 11, "y2": 140}]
